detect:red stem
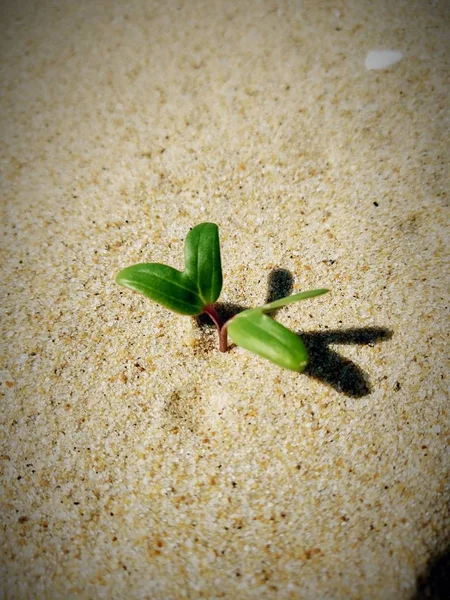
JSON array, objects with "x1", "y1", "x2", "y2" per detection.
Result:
[{"x1": 203, "y1": 304, "x2": 228, "y2": 352}]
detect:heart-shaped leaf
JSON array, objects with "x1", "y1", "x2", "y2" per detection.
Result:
[
  {"x1": 228, "y1": 309, "x2": 309, "y2": 371},
  {"x1": 115, "y1": 223, "x2": 223, "y2": 315}
]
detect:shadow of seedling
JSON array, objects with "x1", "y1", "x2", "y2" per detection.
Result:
[
  {"x1": 266, "y1": 268, "x2": 294, "y2": 304},
  {"x1": 302, "y1": 327, "x2": 393, "y2": 398},
  {"x1": 414, "y1": 545, "x2": 450, "y2": 600},
  {"x1": 197, "y1": 268, "x2": 392, "y2": 397}
]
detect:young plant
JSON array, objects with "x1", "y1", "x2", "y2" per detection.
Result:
[{"x1": 115, "y1": 223, "x2": 328, "y2": 371}]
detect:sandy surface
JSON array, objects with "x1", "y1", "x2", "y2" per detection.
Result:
[{"x1": 1, "y1": 1, "x2": 449, "y2": 598}]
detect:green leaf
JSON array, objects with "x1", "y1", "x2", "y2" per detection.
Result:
[
  {"x1": 260, "y1": 288, "x2": 329, "y2": 312},
  {"x1": 115, "y1": 223, "x2": 223, "y2": 315},
  {"x1": 227, "y1": 290, "x2": 329, "y2": 370},
  {"x1": 115, "y1": 263, "x2": 204, "y2": 315},
  {"x1": 184, "y1": 223, "x2": 222, "y2": 306},
  {"x1": 228, "y1": 309, "x2": 309, "y2": 372}
]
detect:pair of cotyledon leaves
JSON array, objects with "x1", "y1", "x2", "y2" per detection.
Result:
[{"x1": 115, "y1": 223, "x2": 328, "y2": 371}]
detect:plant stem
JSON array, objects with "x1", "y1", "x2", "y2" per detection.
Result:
[{"x1": 203, "y1": 304, "x2": 228, "y2": 352}]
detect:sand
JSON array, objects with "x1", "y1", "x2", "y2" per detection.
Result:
[{"x1": 1, "y1": 1, "x2": 448, "y2": 598}]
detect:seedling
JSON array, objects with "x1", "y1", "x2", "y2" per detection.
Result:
[{"x1": 115, "y1": 223, "x2": 328, "y2": 371}]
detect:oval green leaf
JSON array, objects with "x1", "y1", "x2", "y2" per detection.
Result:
[
  {"x1": 228, "y1": 309, "x2": 309, "y2": 372},
  {"x1": 115, "y1": 263, "x2": 204, "y2": 315},
  {"x1": 184, "y1": 222, "x2": 222, "y2": 306},
  {"x1": 260, "y1": 288, "x2": 329, "y2": 312}
]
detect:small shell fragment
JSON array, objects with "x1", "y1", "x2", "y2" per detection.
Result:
[{"x1": 365, "y1": 50, "x2": 403, "y2": 70}]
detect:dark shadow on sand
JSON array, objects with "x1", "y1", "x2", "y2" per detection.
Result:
[
  {"x1": 413, "y1": 546, "x2": 450, "y2": 600},
  {"x1": 301, "y1": 327, "x2": 393, "y2": 398}
]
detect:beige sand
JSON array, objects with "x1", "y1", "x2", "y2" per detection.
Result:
[{"x1": 1, "y1": 1, "x2": 448, "y2": 598}]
